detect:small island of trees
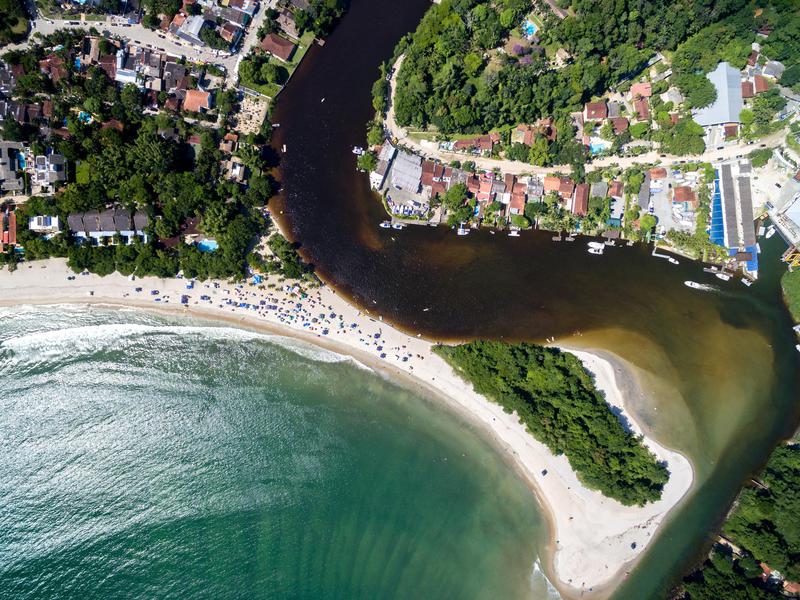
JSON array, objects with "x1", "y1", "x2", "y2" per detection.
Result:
[{"x1": 434, "y1": 341, "x2": 669, "y2": 506}]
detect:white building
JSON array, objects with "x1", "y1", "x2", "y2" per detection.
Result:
[
  {"x1": 28, "y1": 215, "x2": 60, "y2": 234},
  {"x1": 369, "y1": 141, "x2": 397, "y2": 190},
  {"x1": 692, "y1": 62, "x2": 744, "y2": 127}
]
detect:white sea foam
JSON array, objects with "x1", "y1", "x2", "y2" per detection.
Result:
[
  {"x1": 531, "y1": 558, "x2": 562, "y2": 599},
  {"x1": 1, "y1": 321, "x2": 373, "y2": 372}
]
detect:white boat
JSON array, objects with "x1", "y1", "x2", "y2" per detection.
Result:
[
  {"x1": 379, "y1": 221, "x2": 391, "y2": 229},
  {"x1": 457, "y1": 226, "x2": 469, "y2": 236},
  {"x1": 587, "y1": 241, "x2": 604, "y2": 250},
  {"x1": 320, "y1": 98, "x2": 325, "y2": 103},
  {"x1": 508, "y1": 230, "x2": 520, "y2": 237},
  {"x1": 715, "y1": 272, "x2": 731, "y2": 281},
  {"x1": 741, "y1": 278, "x2": 753, "y2": 286},
  {"x1": 588, "y1": 247, "x2": 603, "y2": 255},
  {"x1": 352, "y1": 146, "x2": 364, "y2": 155},
  {"x1": 796, "y1": 344, "x2": 800, "y2": 353},
  {"x1": 766, "y1": 225, "x2": 776, "y2": 238},
  {"x1": 684, "y1": 281, "x2": 704, "y2": 289},
  {"x1": 281, "y1": 144, "x2": 286, "y2": 152},
  {"x1": 391, "y1": 223, "x2": 404, "y2": 230},
  {"x1": 793, "y1": 324, "x2": 800, "y2": 333},
  {"x1": 668, "y1": 257, "x2": 679, "y2": 265}
]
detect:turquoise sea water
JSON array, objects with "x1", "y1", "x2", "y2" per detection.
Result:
[{"x1": 0, "y1": 306, "x2": 558, "y2": 600}]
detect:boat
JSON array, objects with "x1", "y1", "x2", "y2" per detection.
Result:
[
  {"x1": 588, "y1": 247, "x2": 603, "y2": 255},
  {"x1": 587, "y1": 241, "x2": 604, "y2": 250},
  {"x1": 741, "y1": 278, "x2": 753, "y2": 286},
  {"x1": 489, "y1": 230, "x2": 496, "y2": 235},
  {"x1": 320, "y1": 98, "x2": 325, "y2": 103},
  {"x1": 508, "y1": 230, "x2": 520, "y2": 237},
  {"x1": 715, "y1": 272, "x2": 731, "y2": 281},
  {"x1": 281, "y1": 144, "x2": 286, "y2": 152},
  {"x1": 457, "y1": 228, "x2": 469, "y2": 236},
  {"x1": 766, "y1": 225, "x2": 776, "y2": 239},
  {"x1": 796, "y1": 344, "x2": 800, "y2": 353},
  {"x1": 668, "y1": 257, "x2": 679, "y2": 265},
  {"x1": 793, "y1": 324, "x2": 800, "y2": 333},
  {"x1": 684, "y1": 281, "x2": 704, "y2": 289},
  {"x1": 352, "y1": 146, "x2": 364, "y2": 155},
  {"x1": 379, "y1": 221, "x2": 391, "y2": 229},
  {"x1": 392, "y1": 222, "x2": 405, "y2": 230},
  {"x1": 565, "y1": 235, "x2": 575, "y2": 242}
]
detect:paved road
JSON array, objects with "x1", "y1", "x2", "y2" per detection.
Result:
[
  {"x1": 7, "y1": 3, "x2": 276, "y2": 86},
  {"x1": 385, "y1": 55, "x2": 791, "y2": 175}
]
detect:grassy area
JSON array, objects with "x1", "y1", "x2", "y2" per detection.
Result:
[
  {"x1": 781, "y1": 269, "x2": 800, "y2": 323},
  {"x1": 243, "y1": 31, "x2": 316, "y2": 98}
]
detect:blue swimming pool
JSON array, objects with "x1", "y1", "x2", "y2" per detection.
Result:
[
  {"x1": 589, "y1": 141, "x2": 611, "y2": 154},
  {"x1": 523, "y1": 20, "x2": 538, "y2": 37},
  {"x1": 197, "y1": 240, "x2": 219, "y2": 253}
]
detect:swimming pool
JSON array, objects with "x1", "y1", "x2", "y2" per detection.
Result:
[
  {"x1": 589, "y1": 140, "x2": 611, "y2": 154},
  {"x1": 196, "y1": 240, "x2": 219, "y2": 253},
  {"x1": 523, "y1": 20, "x2": 538, "y2": 37}
]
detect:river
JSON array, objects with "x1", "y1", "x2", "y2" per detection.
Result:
[{"x1": 269, "y1": 0, "x2": 800, "y2": 597}]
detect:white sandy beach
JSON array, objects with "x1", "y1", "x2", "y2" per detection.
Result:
[{"x1": 0, "y1": 259, "x2": 693, "y2": 598}]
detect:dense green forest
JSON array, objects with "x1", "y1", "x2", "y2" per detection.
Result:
[
  {"x1": 0, "y1": 0, "x2": 29, "y2": 46},
  {"x1": 392, "y1": 0, "x2": 796, "y2": 136},
  {"x1": 681, "y1": 443, "x2": 800, "y2": 598},
  {"x1": 434, "y1": 341, "x2": 669, "y2": 506}
]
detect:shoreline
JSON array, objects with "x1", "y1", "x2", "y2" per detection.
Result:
[{"x1": 0, "y1": 259, "x2": 694, "y2": 599}]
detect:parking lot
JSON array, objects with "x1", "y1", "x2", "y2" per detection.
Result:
[{"x1": 649, "y1": 170, "x2": 701, "y2": 234}]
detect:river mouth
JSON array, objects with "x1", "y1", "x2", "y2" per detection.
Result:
[{"x1": 268, "y1": 0, "x2": 800, "y2": 597}]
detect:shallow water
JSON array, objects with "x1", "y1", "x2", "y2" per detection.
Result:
[{"x1": 0, "y1": 306, "x2": 549, "y2": 599}]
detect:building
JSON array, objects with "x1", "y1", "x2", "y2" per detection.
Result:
[
  {"x1": 711, "y1": 160, "x2": 758, "y2": 276},
  {"x1": 754, "y1": 74, "x2": 769, "y2": 94},
  {"x1": 609, "y1": 180, "x2": 624, "y2": 199},
  {"x1": 68, "y1": 208, "x2": 149, "y2": 245},
  {"x1": 610, "y1": 117, "x2": 629, "y2": 134},
  {"x1": 370, "y1": 141, "x2": 397, "y2": 190},
  {"x1": 260, "y1": 33, "x2": 297, "y2": 62},
  {"x1": 692, "y1": 62, "x2": 743, "y2": 127},
  {"x1": 176, "y1": 15, "x2": 207, "y2": 46},
  {"x1": 0, "y1": 141, "x2": 24, "y2": 194},
  {"x1": 572, "y1": 183, "x2": 589, "y2": 216},
  {"x1": 276, "y1": 10, "x2": 300, "y2": 39},
  {"x1": 630, "y1": 82, "x2": 652, "y2": 99},
  {"x1": 28, "y1": 215, "x2": 60, "y2": 234},
  {"x1": 634, "y1": 99, "x2": 650, "y2": 121},
  {"x1": 390, "y1": 150, "x2": 422, "y2": 193},
  {"x1": 183, "y1": 89, "x2": 212, "y2": 113},
  {"x1": 583, "y1": 101, "x2": 607, "y2": 120},
  {"x1": 0, "y1": 210, "x2": 17, "y2": 252},
  {"x1": 672, "y1": 186, "x2": 696, "y2": 206},
  {"x1": 32, "y1": 153, "x2": 66, "y2": 190},
  {"x1": 741, "y1": 80, "x2": 754, "y2": 99}
]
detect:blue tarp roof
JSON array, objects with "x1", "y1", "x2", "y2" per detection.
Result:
[{"x1": 709, "y1": 175, "x2": 725, "y2": 246}]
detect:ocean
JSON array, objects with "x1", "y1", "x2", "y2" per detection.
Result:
[{"x1": 0, "y1": 305, "x2": 559, "y2": 599}]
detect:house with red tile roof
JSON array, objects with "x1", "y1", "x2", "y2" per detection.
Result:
[
  {"x1": 260, "y1": 33, "x2": 296, "y2": 62},
  {"x1": 754, "y1": 74, "x2": 769, "y2": 94},
  {"x1": 672, "y1": 186, "x2": 696, "y2": 205},
  {"x1": 630, "y1": 82, "x2": 652, "y2": 99},
  {"x1": 509, "y1": 192, "x2": 526, "y2": 215},
  {"x1": 741, "y1": 81, "x2": 754, "y2": 99},
  {"x1": 608, "y1": 180, "x2": 624, "y2": 199},
  {"x1": 610, "y1": 117, "x2": 629, "y2": 134},
  {"x1": 634, "y1": 99, "x2": 650, "y2": 121},
  {"x1": 583, "y1": 101, "x2": 607, "y2": 120},
  {"x1": 183, "y1": 89, "x2": 212, "y2": 113},
  {"x1": 649, "y1": 167, "x2": 667, "y2": 180},
  {"x1": 572, "y1": 183, "x2": 589, "y2": 216}
]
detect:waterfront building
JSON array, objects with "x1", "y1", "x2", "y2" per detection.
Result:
[
  {"x1": 370, "y1": 141, "x2": 397, "y2": 190},
  {"x1": 711, "y1": 160, "x2": 758, "y2": 276}
]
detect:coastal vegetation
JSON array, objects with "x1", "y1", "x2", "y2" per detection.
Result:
[
  {"x1": 0, "y1": 0, "x2": 28, "y2": 46},
  {"x1": 780, "y1": 269, "x2": 800, "y2": 323},
  {"x1": 392, "y1": 0, "x2": 759, "y2": 137},
  {"x1": 680, "y1": 443, "x2": 800, "y2": 598},
  {"x1": 434, "y1": 341, "x2": 669, "y2": 506}
]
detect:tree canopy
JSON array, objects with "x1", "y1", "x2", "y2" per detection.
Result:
[{"x1": 434, "y1": 341, "x2": 669, "y2": 505}]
